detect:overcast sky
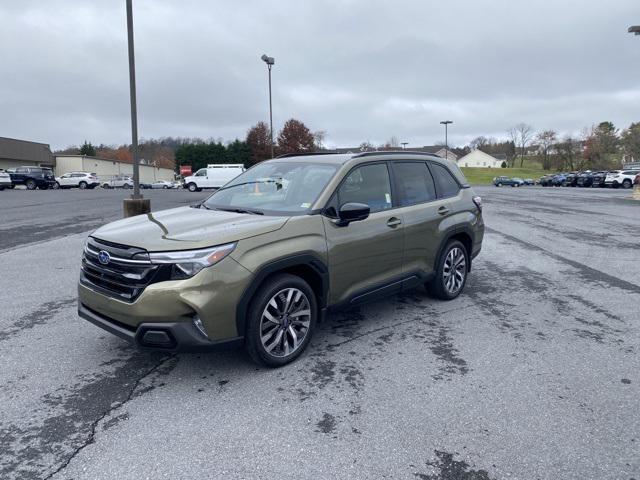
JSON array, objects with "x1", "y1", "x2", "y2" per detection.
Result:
[{"x1": 1, "y1": 0, "x2": 639, "y2": 150}]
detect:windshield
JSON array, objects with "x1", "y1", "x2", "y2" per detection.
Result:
[{"x1": 203, "y1": 161, "x2": 337, "y2": 215}]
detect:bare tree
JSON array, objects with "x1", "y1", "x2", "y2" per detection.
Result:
[
  {"x1": 536, "y1": 130, "x2": 557, "y2": 170},
  {"x1": 508, "y1": 123, "x2": 534, "y2": 167},
  {"x1": 313, "y1": 130, "x2": 327, "y2": 150},
  {"x1": 469, "y1": 136, "x2": 490, "y2": 151}
]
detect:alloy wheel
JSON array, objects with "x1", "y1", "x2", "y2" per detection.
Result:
[
  {"x1": 260, "y1": 288, "x2": 311, "y2": 358},
  {"x1": 443, "y1": 247, "x2": 466, "y2": 295}
]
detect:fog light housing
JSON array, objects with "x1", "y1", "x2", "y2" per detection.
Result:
[{"x1": 192, "y1": 315, "x2": 209, "y2": 339}]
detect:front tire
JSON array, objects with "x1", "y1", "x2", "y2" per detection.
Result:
[
  {"x1": 245, "y1": 274, "x2": 317, "y2": 367},
  {"x1": 427, "y1": 240, "x2": 469, "y2": 300},
  {"x1": 53, "y1": 182, "x2": 60, "y2": 190},
  {"x1": 187, "y1": 182, "x2": 198, "y2": 192}
]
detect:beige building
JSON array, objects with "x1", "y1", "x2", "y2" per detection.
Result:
[
  {"x1": 457, "y1": 150, "x2": 504, "y2": 168},
  {"x1": 55, "y1": 155, "x2": 175, "y2": 183}
]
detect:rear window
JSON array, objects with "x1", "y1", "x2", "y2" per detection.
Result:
[{"x1": 429, "y1": 163, "x2": 460, "y2": 198}]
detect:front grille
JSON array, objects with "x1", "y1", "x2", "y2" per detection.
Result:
[{"x1": 81, "y1": 237, "x2": 162, "y2": 302}]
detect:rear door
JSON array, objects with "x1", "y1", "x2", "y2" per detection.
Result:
[
  {"x1": 389, "y1": 161, "x2": 443, "y2": 277},
  {"x1": 322, "y1": 162, "x2": 404, "y2": 305}
]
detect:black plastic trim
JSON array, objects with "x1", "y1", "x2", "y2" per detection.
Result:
[
  {"x1": 78, "y1": 303, "x2": 244, "y2": 353},
  {"x1": 235, "y1": 253, "x2": 330, "y2": 336},
  {"x1": 433, "y1": 226, "x2": 476, "y2": 272}
]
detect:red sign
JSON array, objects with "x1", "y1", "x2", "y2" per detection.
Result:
[{"x1": 179, "y1": 165, "x2": 192, "y2": 177}]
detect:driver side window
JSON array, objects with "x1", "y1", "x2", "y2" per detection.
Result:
[
  {"x1": 338, "y1": 163, "x2": 392, "y2": 213},
  {"x1": 195, "y1": 169, "x2": 206, "y2": 177}
]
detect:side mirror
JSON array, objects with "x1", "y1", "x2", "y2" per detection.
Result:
[{"x1": 336, "y1": 202, "x2": 370, "y2": 227}]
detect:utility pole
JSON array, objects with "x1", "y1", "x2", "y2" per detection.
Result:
[
  {"x1": 440, "y1": 120, "x2": 453, "y2": 160},
  {"x1": 123, "y1": 0, "x2": 150, "y2": 217},
  {"x1": 628, "y1": 26, "x2": 640, "y2": 200},
  {"x1": 261, "y1": 54, "x2": 275, "y2": 158}
]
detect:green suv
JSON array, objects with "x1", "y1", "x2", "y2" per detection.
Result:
[{"x1": 78, "y1": 152, "x2": 484, "y2": 366}]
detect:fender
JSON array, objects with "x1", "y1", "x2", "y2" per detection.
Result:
[
  {"x1": 235, "y1": 253, "x2": 329, "y2": 337},
  {"x1": 433, "y1": 225, "x2": 476, "y2": 272}
]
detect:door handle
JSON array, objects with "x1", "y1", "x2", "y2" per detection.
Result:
[
  {"x1": 386, "y1": 217, "x2": 402, "y2": 228},
  {"x1": 437, "y1": 206, "x2": 450, "y2": 216}
]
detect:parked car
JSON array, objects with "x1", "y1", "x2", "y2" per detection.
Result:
[
  {"x1": 493, "y1": 176, "x2": 523, "y2": 187},
  {"x1": 539, "y1": 175, "x2": 554, "y2": 187},
  {"x1": 140, "y1": 182, "x2": 152, "y2": 189},
  {"x1": 605, "y1": 169, "x2": 640, "y2": 189},
  {"x1": 590, "y1": 171, "x2": 608, "y2": 188},
  {"x1": 0, "y1": 169, "x2": 12, "y2": 190},
  {"x1": 523, "y1": 178, "x2": 535, "y2": 185},
  {"x1": 551, "y1": 173, "x2": 568, "y2": 187},
  {"x1": 55, "y1": 172, "x2": 100, "y2": 189},
  {"x1": 8, "y1": 166, "x2": 57, "y2": 190},
  {"x1": 576, "y1": 171, "x2": 594, "y2": 188},
  {"x1": 151, "y1": 180, "x2": 176, "y2": 189},
  {"x1": 563, "y1": 173, "x2": 579, "y2": 187},
  {"x1": 183, "y1": 164, "x2": 245, "y2": 192},
  {"x1": 78, "y1": 151, "x2": 484, "y2": 366},
  {"x1": 102, "y1": 175, "x2": 134, "y2": 189}
]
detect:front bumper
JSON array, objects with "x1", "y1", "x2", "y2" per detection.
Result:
[{"x1": 78, "y1": 302, "x2": 243, "y2": 352}]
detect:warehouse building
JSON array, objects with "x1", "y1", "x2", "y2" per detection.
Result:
[
  {"x1": 55, "y1": 155, "x2": 175, "y2": 183},
  {"x1": 0, "y1": 136, "x2": 54, "y2": 170}
]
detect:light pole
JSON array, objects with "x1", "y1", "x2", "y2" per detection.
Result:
[
  {"x1": 401, "y1": 142, "x2": 409, "y2": 149},
  {"x1": 123, "y1": 0, "x2": 149, "y2": 217},
  {"x1": 628, "y1": 26, "x2": 640, "y2": 200},
  {"x1": 440, "y1": 120, "x2": 453, "y2": 160},
  {"x1": 261, "y1": 54, "x2": 275, "y2": 158}
]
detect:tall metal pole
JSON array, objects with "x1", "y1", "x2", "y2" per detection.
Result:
[
  {"x1": 440, "y1": 120, "x2": 453, "y2": 160},
  {"x1": 268, "y1": 64, "x2": 274, "y2": 159},
  {"x1": 628, "y1": 26, "x2": 640, "y2": 200},
  {"x1": 126, "y1": 0, "x2": 140, "y2": 198}
]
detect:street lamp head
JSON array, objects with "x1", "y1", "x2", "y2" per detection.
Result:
[
  {"x1": 629, "y1": 26, "x2": 640, "y2": 35},
  {"x1": 440, "y1": 120, "x2": 453, "y2": 125},
  {"x1": 261, "y1": 54, "x2": 275, "y2": 65}
]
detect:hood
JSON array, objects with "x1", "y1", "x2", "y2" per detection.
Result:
[{"x1": 92, "y1": 206, "x2": 289, "y2": 251}]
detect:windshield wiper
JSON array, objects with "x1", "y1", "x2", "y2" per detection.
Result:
[
  {"x1": 216, "y1": 179, "x2": 282, "y2": 192},
  {"x1": 214, "y1": 207, "x2": 264, "y2": 215}
]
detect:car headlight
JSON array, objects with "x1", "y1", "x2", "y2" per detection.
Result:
[{"x1": 148, "y1": 243, "x2": 236, "y2": 279}]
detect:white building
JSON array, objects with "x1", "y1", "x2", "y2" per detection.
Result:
[
  {"x1": 457, "y1": 150, "x2": 504, "y2": 168},
  {"x1": 55, "y1": 155, "x2": 175, "y2": 183}
]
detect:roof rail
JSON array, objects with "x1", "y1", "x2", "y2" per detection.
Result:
[
  {"x1": 352, "y1": 150, "x2": 443, "y2": 159},
  {"x1": 275, "y1": 151, "x2": 341, "y2": 158}
]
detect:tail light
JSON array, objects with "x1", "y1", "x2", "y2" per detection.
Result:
[{"x1": 472, "y1": 196, "x2": 482, "y2": 211}]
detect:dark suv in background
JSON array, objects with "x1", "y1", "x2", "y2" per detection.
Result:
[{"x1": 9, "y1": 166, "x2": 56, "y2": 190}]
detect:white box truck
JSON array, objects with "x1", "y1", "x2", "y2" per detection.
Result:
[{"x1": 183, "y1": 164, "x2": 245, "y2": 192}]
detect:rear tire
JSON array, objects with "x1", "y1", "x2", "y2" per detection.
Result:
[
  {"x1": 427, "y1": 240, "x2": 469, "y2": 301},
  {"x1": 497, "y1": 183, "x2": 502, "y2": 187},
  {"x1": 53, "y1": 182, "x2": 60, "y2": 190},
  {"x1": 245, "y1": 274, "x2": 317, "y2": 367},
  {"x1": 79, "y1": 181, "x2": 87, "y2": 189},
  {"x1": 26, "y1": 179, "x2": 37, "y2": 190},
  {"x1": 622, "y1": 179, "x2": 632, "y2": 189}
]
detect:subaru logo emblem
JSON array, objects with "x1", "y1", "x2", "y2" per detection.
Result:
[{"x1": 98, "y1": 250, "x2": 111, "y2": 265}]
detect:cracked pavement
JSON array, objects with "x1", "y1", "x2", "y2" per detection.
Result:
[{"x1": 0, "y1": 187, "x2": 638, "y2": 479}]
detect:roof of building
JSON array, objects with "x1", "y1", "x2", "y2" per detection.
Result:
[{"x1": 0, "y1": 136, "x2": 53, "y2": 163}]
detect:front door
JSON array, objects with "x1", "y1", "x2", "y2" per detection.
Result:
[{"x1": 323, "y1": 162, "x2": 404, "y2": 305}]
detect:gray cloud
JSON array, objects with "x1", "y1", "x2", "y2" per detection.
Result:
[{"x1": 1, "y1": 0, "x2": 639, "y2": 149}]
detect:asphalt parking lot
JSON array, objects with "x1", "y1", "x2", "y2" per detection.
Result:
[{"x1": 1, "y1": 186, "x2": 639, "y2": 479}]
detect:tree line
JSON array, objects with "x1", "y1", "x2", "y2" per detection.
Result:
[
  {"x1": 57, "y1": 118, "x2": 320, "y2": 174},
  {"x1": 468, "y1": 121, "x2": 640, "y2": 171}
]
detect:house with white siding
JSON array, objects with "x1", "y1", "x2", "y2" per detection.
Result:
[{"x1": 457, "y1": 150, "x2": 504, "y2": 168}]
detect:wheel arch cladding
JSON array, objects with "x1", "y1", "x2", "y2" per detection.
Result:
[
  {"x1": 235, "y1": 254, "x2": 329, "y2": 336},
  {"x1": 436, "y1": 229, "x2": 474, "y2": 272}
]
